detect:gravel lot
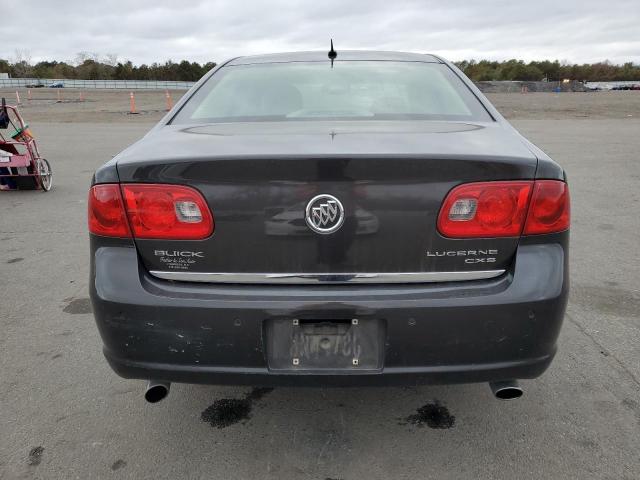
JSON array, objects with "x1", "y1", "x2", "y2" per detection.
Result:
[
  {"x1": 1, "y1": 91, "x2": 639, "y2": 479},
  {"x1": 3, "y1": 88, "x2": 640, "y2": 122}
]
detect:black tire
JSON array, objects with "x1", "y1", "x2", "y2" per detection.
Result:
[{"x1": 36, "y1": 158, "x2": 53, "y2": 191}]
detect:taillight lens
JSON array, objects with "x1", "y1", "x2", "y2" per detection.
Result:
[
  {"x1": 88, "y1": 184, "x2": 131, "y2": 237},
  {"x1": 437, "y1": 180, "x2": 570, "y2": 238},
  {"x1": 121, "y1": 184, "x2": 214, "y2": 239},
  {"x1": 438, "y1": 181, "x2": 533, "y2": 238},
  {"x1": 523, "y1": 180, "x2": 570, "y2": 235},
  {"x1": 88, "y1": 183, "x2": 214, "y2": 239}
]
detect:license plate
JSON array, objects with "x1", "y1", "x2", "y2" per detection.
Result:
[{"x1": 265, "y1": 318, "x2": 384, "y2": 371}]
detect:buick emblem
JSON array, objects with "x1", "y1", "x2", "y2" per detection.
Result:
[{"x1": 305, "y1": 194, "x2": 345, "y2": 234}]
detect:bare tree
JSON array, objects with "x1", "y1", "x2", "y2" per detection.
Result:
[
  {"x1": 13, "y1": 49, "x2": 32, "y2": 64},
  {"x1": 74, "y1": 51, "x2": 99, "y2": 65},
  {"x1": 103, "y1": 53, "x2": 119, "y2": 67},
  {"x1": 12, "y1": 49, "x2": 32, "y2": 77}
]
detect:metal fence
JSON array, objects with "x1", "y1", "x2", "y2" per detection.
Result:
[
  {"x1": 475, "y1": 80, "x2": 588, "y2": 93},
  {"x1": 0, "y1": 78, "x2": 195, "y2": 90},
  {"x1": 4, "y1": 77, "x2": 637, "y2": 92},
  {"x1": 583, "y1": 81, "x2": 640, "y2": 90}
]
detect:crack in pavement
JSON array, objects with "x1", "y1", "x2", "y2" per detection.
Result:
[{"x1": 566, "y1": 311, "x2": 640, "y2": 390}]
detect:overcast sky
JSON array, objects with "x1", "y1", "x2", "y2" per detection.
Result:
[{"x1": 3, "y1": 0, "x2": 639, "y2": 65}]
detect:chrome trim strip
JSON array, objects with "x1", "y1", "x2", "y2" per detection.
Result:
[{"x1": 148, "y1": 270, "x2": 505, "y2": 284}]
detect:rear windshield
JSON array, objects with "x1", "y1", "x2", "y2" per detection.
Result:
[{"x1": 171, "y1": 61, "x2": 491, "y2": 124}]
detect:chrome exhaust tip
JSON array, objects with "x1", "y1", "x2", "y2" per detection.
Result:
[
  {"x1": 489, "y1": 380, "x2": 523, "y2": 400},
  {"x1": 144, "y1": 380, "x2": 170, "y2": 403}
]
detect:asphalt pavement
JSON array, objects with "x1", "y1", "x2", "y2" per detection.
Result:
[{"x1": 1, "y1": 118, "x2": 639, "y2": 479}]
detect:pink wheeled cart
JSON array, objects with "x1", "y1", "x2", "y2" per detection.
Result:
[{"x1": 0, "y1": 97, "x2": 52, "y2": 191}]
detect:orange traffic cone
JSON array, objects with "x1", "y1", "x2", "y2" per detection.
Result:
[
  {"x1": 27, "y1": 89, "x2": 32, "y2": 101},
  {"x1": 15, "y1": 91, "x2": 21, "y2": 105},
  {"x1": 165, "y1": 90, "x2": 173, "y2": 111},
  {"x1": 129, "y1": 92, "x2": 138, "y2": 114},
  {"x1": 57, "y1": 90, "x2": 62, "y2": 103},
  {"x1": 79, "y1": 91, "x2": 84, "y2": 102}
]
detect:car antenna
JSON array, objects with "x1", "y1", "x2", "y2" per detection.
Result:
[{"x1": 328, "y1": 39, "x2": 337, "y2": 68}]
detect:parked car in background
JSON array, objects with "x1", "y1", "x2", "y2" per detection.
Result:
[
  {"x1": 88, "y1": 50, "x2": 570, "y2": 404},
  {"x1": 48, "y1": 81, "x2": 64, "y2": 88},
  {"x1": 25, "y1": 81, "x2": 45, "y2": 88}
]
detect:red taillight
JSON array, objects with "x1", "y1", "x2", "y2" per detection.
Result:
[
  {"x1": 88, "y1": 184, "x2": 131, "y2": 238},
  {"x1": 523, "y1": 180, "x2": 570, "y2": 235},
  {"x1": 88, "y1": 183, "x2": 214, "y2": 239},
  {"x1": 438, "y1": 181, "x2": 533, "y2": 238},
  {"x1": 121, "y1": 184, "x2": 214, "y2": 239},
  {"x1": 437, "y1": 180, "x2": 570, "y2": 238}
]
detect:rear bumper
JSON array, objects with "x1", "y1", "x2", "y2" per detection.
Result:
[
  {"x1": 103, "y1": 352, "x2": 554, "y2": 387},
  {"x1": 90, "y1": 238, "x2": 568, "y2": 387}
]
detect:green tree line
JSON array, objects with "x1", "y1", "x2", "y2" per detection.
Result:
[
  {"x1": 455, "y1": 59, "x2": 640, "y2": 82},
  {"x1": 0, "y1": 58, "x2": 216, "y2": 82},
  {"x1": 1, "y1": 57, "x2": 639, "y2": 82}
]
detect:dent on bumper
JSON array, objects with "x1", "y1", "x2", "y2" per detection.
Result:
[{"x1": 90, "y1": 243, "x2": 568, "y2": 386}]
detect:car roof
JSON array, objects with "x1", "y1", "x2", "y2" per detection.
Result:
[{"x1": 227, "y1": 51, "x2": 442, "y2": 65}]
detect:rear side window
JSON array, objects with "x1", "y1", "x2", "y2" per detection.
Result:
[{"x1": 172, "y1": 61, "x2": 491, "y2": 123}]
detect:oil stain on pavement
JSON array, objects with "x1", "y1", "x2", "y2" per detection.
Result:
[
  {"x1": 6, "y1": 257, "x2": 23, "y2": 264},
  {"x1": 111, "y1": 459, "x2": 127, "y2": 471},
  {"x1": 244, "y1": 386, "x2": 274, "y2": 402},
  {"x1": 27, "y1": 446, "x2": 44, "y2": 466},
  {"x1": 201, "y1": 387, "x2": 274, "y2": 429},
  {"x1": 403, "y1": 401, "x2": 456, "y2": 429},
  {"x1": 63, "y1": 298, "x2": 93, "y2": 314}
]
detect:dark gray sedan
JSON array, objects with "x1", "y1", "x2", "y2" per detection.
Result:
[{"x1": 88, "y1": 50, "x2": 569, "y2": 403}]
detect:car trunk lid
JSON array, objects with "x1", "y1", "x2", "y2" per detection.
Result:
[{"x1": 115, "y1": 121, "x2": 537, "y2": 281}]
